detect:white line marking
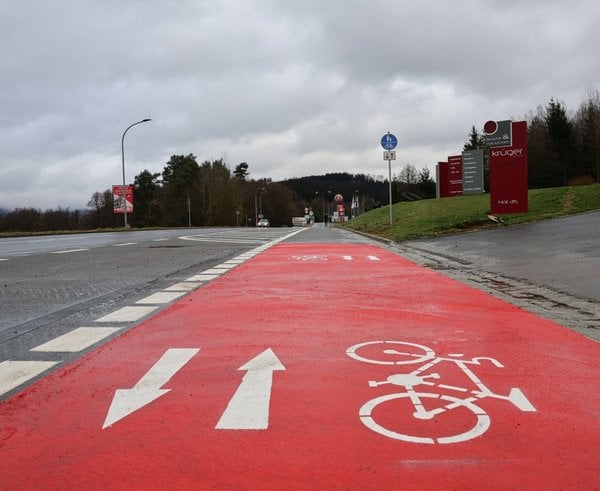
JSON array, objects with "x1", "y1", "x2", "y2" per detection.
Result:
[
  {"x1": 212, "y1": 264, "x2": 236, "y2": 270},
  {"x1": 368, "y1": 255, "x2": 381, "y2": 261},
  {"x1": 112, "y1": 242, "x2": 138, "y2": 247},
  {"x1": 52, "y1": 248, "x2": 90, "y2": 254},
  {"x1": 186, "y1": 274, "x2": 220, "y2": 282},
  {"x1": 200, "y1": 268, "x2": 226, "y2": 275},
  {"x1": 135, "y1": 291, "x2": 187, "y2": 305},
  {"x1": 0, "y1": 360, "x2": 59, "y2": 396},
  {"x1": 223, "y1": 259, "x2": 245, "y2": 264},
  {"x1": 96, "y1": 306, "x2": 159, "y2": 323},
  {"x1": 164, "y1": 282, "x2": 201, "y2": 291},
  {"x1": 0, "y1": 258, "x2": 9, "y2": 261},
  {"x1": 342, "y1": 255, "x2": 353, "y2": 261},
  {"x1": 103, "y1": 348, "x2": 200, "y2": 428},
  {"x1": 30, "y1": 327, "x2": 121, "y2": 353}
]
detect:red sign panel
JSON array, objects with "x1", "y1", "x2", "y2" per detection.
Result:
[
  {"x1": 437, "y1": 157, "x2": 463, "y2": 199},
  {"x1": 112, "y1": 185, "x2": 134, "y2": 214},
  {"x1": 489, "y1": 121, "x2": 528, "y2": 214},
  {"x1": 447, "y1": 155, "x2": 463, "y2": 197},
  {"x1": 437, "y1": 162, "x2": 449, "y2": 198}
]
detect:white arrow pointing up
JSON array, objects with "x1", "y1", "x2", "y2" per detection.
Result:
[
  {"x1": 216, "y1": 348, "x2": 285, "y2": 430},
  {"x1": 102, "y1": 348, "x2": 199, "y2": 429}
]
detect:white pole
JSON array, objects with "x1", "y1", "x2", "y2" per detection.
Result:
[{"x1": 388, "y1": 157, "x2": 393, "y2": 225}]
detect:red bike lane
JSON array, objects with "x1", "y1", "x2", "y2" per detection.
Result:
[{"x1": 1, "y1": 242, "x2": 598, "y2": 489}]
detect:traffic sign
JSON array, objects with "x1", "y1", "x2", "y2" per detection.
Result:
[
  {"x1": 383, "y1": 151, "x2": 396, "y2": 160},
  {"x1": 381, "y1": 132, "x2": 397, "y2": 150}
]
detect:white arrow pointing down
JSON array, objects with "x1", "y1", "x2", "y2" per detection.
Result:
[
  {"x1": 216, "y1": 348, "x2": 286, "y2": 430},
  {"x1": 103, "y1": 348, "x2": 200, "y2": 429}
]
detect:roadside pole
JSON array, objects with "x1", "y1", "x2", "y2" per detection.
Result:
[{"x1": 381, "y1": 132, "x2": 397, "y2": 225}]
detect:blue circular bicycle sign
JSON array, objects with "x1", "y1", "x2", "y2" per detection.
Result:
[{"x1": 381, "y1": 132, "x2": 397, "y2": 150}]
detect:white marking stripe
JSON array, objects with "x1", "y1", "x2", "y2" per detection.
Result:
[
  {"x1": 135, "y1": 291, "x2": 187, "y2": 305},
  {"x1": 179, "y1": 237, "x2": 270, "y2": 244},
  {"x1": 112, "y1": 242, "x2": 138, "y2": 247},
  {"x1": 212, "y1": 264, "x2": 236, "y2": 270},
  {"x1": 0, "y1": 360, "x2": 59, "y2": 396},
  {"x1": 30, "y1": 327, "x2": 121, "y2": 353},
  {"x1": 52, "y1": 248, "x2": 89, "y2": 254},
  {"x1": 96, "y1": 306, "x2": 159, "y2": 323},
  {"x1": 164, "y1": 282, "x2": 201, "y2": 291},
  {"x1": 186, "y1": 274, "x2": 220, "y2": 282},
  {"x1": 368, "y1": 255, "x2": 381, "y2": 261},
  {"x1": 0, "y1": 258, "x2": 9, "y2": 261},
  {"x1": 200, "y1": 268, "x2": 226, "y2": 275}
]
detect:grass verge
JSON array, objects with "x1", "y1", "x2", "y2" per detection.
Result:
[{"x1": 344, "y1": 184, "x2": 600, "y2": 242}]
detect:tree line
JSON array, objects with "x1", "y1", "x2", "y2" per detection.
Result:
[{"x1": 2, "y1": 90, "x2": 598, "y2": 232}]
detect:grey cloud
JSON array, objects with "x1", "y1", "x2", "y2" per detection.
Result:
[{"x1": 1, "y1": 0, "x2": 599, "y2": 209}]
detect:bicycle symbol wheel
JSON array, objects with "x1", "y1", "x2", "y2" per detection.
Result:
[
  {"x1": 359, "y1": 392, "x2": 490, "y2": 444},
  {"x1": 346, "y1": 341, "x2": 435, "y2": 365}
]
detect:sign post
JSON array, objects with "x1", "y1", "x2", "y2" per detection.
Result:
[
  {"x1": 380, "y1": 132, "x2": 397, "y2": 225},
  {"x1": 484, "y1": 120, "x2": 528, "y2": 214}
]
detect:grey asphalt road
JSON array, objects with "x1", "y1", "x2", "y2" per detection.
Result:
[
  {"x1": 0, "y1": 228, "x2": 295, "y2": 362},
  {"x1": 388, "y1": 211, "x2": 599, "y2": 341},
  {"x1": 402, "y1": 210, "x2": 600, "y2": 301}
]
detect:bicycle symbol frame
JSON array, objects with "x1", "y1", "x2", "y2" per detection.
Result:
[{"x1": 346, "y1": 341, "x2": 537, "y2": 444}]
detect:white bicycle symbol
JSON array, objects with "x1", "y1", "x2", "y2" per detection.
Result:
[{"x1": 347, "y1": 341, "x2": 537, "y2": 444}]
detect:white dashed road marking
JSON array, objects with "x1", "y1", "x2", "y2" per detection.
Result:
[
  {"x1": 135, "y1": 291, "x2": 187, "y2": 305},
  {"x1": 0, "y1": 360, "x2": 59, "y2": 396},
  {"x1": 30, "y1": 327, "x2": 122, "y2": 353},
  {"x1": 96, "y1": 306, "x2": 159, "y2": 323},
  {"x1": 52, "y1": 249, "x2": 90, "y2": 254},
  {"x1": 164, "y1": 282, "x2": 202, "y2": 292},
  {"x1": 186, "y1": 274, "x2": 221, "y2": 282},
  {"x1": 3, "y1": 228, "x2": 308, "y2": 399}
]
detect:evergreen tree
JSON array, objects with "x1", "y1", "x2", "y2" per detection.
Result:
[
  {"x1": 160, "y1": 154, "x2": 201, "y2": 226},
  {"x1": 233, "y1": 162, "x2": 249, "y2": 181},
  {"x1": 133, "y1": 170, "x2": 162, "y2": 227},
  {"x1": 463, "y1": 125, "x2": 484, "y2": 150},
  {"x1": 545, "y1": 98, "x2": 576, "y2": 186},
  {"x1": 574, "y1": 90, "x2": 600, "y2": 182}
]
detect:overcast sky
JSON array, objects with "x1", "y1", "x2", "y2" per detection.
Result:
[{"x1": 1, "y1": 0, "x2": 599, "y2": 210}]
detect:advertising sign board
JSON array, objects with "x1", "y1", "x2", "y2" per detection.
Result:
[
  {"x1": 447, "y1": 155, "x2": 464, "y2": 197},
  {"x1": 483, "y1": 120, "x2": 512, "y2": 148},
  {"x1": 489, "y1": 121, "x2": 528, "y2": 214},
  {"x1": 462, "y1": 149, "x2": 484, "y2": 195},
  {"x1": 436, "y1": 162, "x2": 448, "y2": 198},
  {"x1": 112, "y1": 185, "x2": 134, "y2": 214}
]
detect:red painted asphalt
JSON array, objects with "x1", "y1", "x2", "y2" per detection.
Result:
[{"x1": 1, "y1": 243, "x2": 599, "y2": 489}]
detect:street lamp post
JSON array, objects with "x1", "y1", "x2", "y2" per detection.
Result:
[
  {"x1": 121, "y1": 118, "x2": 151, "y2": 228},
  {"x1": 315, "y1": 191, "x2": 325, "y2": 224},
  {"x1": 254, "y1": 187, "x2": 265, "y2": 227},
  {"x1": 259, "y1": 189, "x2": 267, "y2": 217}
]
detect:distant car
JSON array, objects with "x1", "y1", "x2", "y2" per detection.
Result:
[{"x1": 257, "y1": 218, "x2": 270, "y2": 228}]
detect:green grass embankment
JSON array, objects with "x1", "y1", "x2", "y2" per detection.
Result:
[{"x1": 344, "y1": 184, "x2": 600, "y2": 242}]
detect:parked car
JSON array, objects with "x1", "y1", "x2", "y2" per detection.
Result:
[{"x1": 257, "y1": 218, "x2": 270, "y2": 228}]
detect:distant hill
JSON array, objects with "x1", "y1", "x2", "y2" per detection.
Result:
[
  {"x1": 280, "y1": 172, "x2": 434, "y2": 211},
  {"x1": 281, "y1": 172, "x2": 389, "y2": 208}
]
